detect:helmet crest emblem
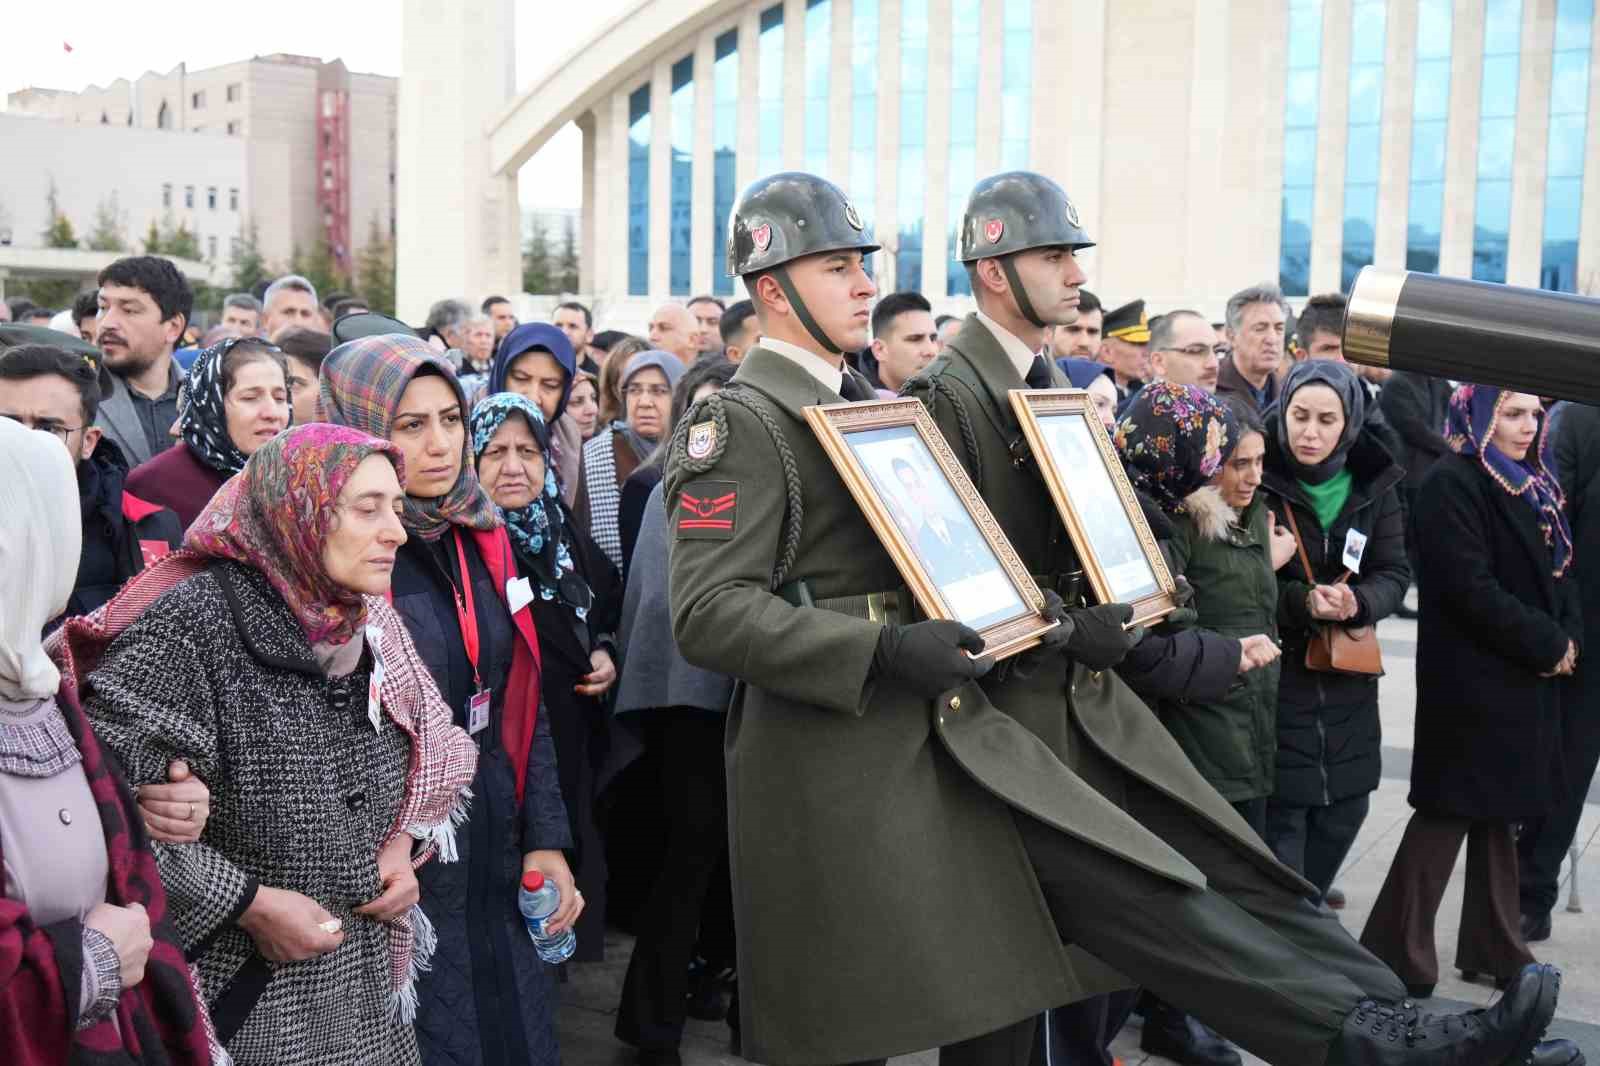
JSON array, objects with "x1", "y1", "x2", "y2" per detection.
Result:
[
  {"x1": 844, "y1": 202, "x2": 864, "y2": 231},
  {"x1": 984, "y1": 218, "x2": 1005, "y2": 244},
  {"x1": 751, "y1": 222, "x2": 772, "y2": 252},
  {"x1": 1065, "y1": 198, "x2": 1081, "y2": 228}
]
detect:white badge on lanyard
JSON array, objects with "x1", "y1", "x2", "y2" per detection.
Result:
[
  {"x1": 507, "y1": 576, "x2": 535, "y2": 615},
  {"x1": 1342, "y1": 528, "x2": 1368, "y2": 574},
  {"x1": 365, "y1": 625, "x2": 385, "y2": 732},
  {"x1": 468, "y1": 690, "x2": 492, "y2": 735}
]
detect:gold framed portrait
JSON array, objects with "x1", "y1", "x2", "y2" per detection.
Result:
[
  {"x1": 803, "y1": 399, "x2": 1059, "y2": 660},
  {"x1": 1010, "y1": 389, "x2": 1178, "y2": 628}
]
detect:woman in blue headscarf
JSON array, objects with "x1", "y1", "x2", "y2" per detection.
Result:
[
  {"x1": 1360, "y1": 385, "x2": 1579, "y2": 999},
  {"x1": 470, "y1": 392, "x2": 621, "y2": 962}
]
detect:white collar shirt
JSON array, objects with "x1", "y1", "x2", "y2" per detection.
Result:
[
  {"x1": 973, "y1": 311, "x2": 1042, "y2": 382},
  {"x1": 758, "y1": 335, "x2": 845, "y2": 395}
]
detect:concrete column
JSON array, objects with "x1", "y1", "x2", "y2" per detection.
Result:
[
  {"x1": 737, "y1": 8, "x2": 761, "y2": 193},
  {"x1": 877, "y1": 0, "x2": 904, "y2": 286},
  {"x1": 974, "y1": 0, "x2": 1002, "y2": 177},
  {"x1": 1438, "y1": 0, "x2": 1485, "y2": 277},
  {"x1": 1215, "y1": 0, "x2": 1287, "y2": 305},
  {"x1": 1373, "y1": 0, "x2": 1416, "y2": 269},
  {"x1": 831, "y1": 0, "x2": 854, "y2": 181},
  {"x1": 1580, "y1": 4, "x2": 1600, "y2": 291},
  {"x1": 1054, "y1": 0, "x2": 1106, "y2": 246},
  {"x1": 1182, "y1": 0, "x2": 1230, "y2": 304},
  {"x1": 784, "y1": 0, "x2": 807, "y2": 169},
  {"x1": 649, "y1": 59, "x2": 671, "y2": 299},
  {"x1": 609, "y1": 89, "x2": 632, "y2": 302},
  {"x1": 925, "y1": 0, "x2": 953, "y2": 297},
  {"x1": 692, "y1": 33, "x2": 716, "y2": 295},
  {"x1": 396, "y1": 0, "x2": 519, "y2": 320},
  {"x1": 1310, "y1": 0, "x2": 1353, "y2": 296},
  {"x1": 579, "y1": 110, "x2": 598, "y2": 296},
  {"x1": 1506, "y1": 0, "x2": 1555, "y2": 287}
]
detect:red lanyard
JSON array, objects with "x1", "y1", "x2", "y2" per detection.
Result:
[{"x1": 451, "y1": 527, "x2": 482, "y2": 691}]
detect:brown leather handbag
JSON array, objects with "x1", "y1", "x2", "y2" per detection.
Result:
[{"x1": 1282, "y1": 504, "x2": 1385, "y2": 677}]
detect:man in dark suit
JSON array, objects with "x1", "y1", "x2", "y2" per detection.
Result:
[{"x1": 1379, "y1": 370, "x2": 1454, "y2": 616}]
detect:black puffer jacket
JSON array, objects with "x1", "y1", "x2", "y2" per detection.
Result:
[{"x1": 1262, "y1": 431, "x2": 1409, "y2": 807}]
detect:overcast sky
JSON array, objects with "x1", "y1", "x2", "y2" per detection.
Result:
[{"x1": 4, "y1": 0, "x2": 626, "y2": 209}]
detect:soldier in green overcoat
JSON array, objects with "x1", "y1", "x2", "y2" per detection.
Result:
[{"x1": 666, "y1": 171, "x2": 1568, "y2": 1066}]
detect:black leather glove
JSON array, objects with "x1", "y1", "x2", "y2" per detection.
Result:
[
  {"x1": 872, "y1": 620, "x2": 995, "y2": 699},
  {"x1": 1064, "y1": 602, "x2": 1143, "y2": 670},
  {"x1": 1035, "y1": 589, "x2": 1073, "y2": 651}
]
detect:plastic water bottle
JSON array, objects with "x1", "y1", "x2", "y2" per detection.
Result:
[{"x1": 518, "y1": 870, "x2": 576, "y2": 963}]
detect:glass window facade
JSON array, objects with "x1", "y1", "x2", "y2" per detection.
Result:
[
  {"x1": 1000, "y1": 0, "x2": 1032, "y2": 169},
  {"x1": 758, "y1": 4, "x2": 785, "y2": 177},
  {"x1": 1406, "y1": 0, "x2": 1452, "y2": 273},
  {"x1": 670, "y1": 57, "x2": 695, "y2": 295},
  {"x1": 805, "y1": 0, "x2": 832, "y2": 174},
  {"x1": 1540, "y1": 0, "x2": 1593, "y2": 291},
  {"x1": 946, "y1": 0, "x2": 980, "y2": 296},
  {"x1": 850, "y1": 0, "x2": 879, "y2": 250},
  {"x1": 712, "y1": 30, "x2": 739, "y2": 296},
  {"x1": 1280, "y1": 0, "x2": 1323, "y2": 296},
  {"x1": 628, "y1": 84, "x2": 651, "y2": 296},
  {"x1": 1473, "y1": 0, "x2": 1522, "y2": 282},
  {"x1": 896, "y1": 0, "x2": 929, "y2": 292},
  {"x1": 1342, "y1": 0, "x2": 1386, "y2": 290}
]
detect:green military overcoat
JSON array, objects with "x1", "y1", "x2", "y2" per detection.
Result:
[
  {"x1": 667, "y1": 347, "x2": 1222, "y2": 1065},
  {"x1": 903, "y1": 315, "x2": 1314, "y2": 891}
]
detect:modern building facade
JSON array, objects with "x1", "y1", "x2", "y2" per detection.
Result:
[
  {"x1": 463, "y1": 0, "x2": 1598, "y2": 327},
  {"x1": 9, "y1": 53, "x2": 398, "y2": 275}
]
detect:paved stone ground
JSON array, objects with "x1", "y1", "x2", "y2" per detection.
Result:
[{"x1": 558, "y1": 596, "x2": 1600, "y2": 1064}]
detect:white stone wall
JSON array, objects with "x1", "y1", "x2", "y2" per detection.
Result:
[{"x1": 0, "y1": 113, "x2": 247, "y2": 284}]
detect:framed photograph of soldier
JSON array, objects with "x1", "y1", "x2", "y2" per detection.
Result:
[
  {"x1": 1009, "y1": 389, "x2": 1179, "y2": 627},
  {"x1": 803, "y1": 399, "x2": 1059, "y2": 659}
]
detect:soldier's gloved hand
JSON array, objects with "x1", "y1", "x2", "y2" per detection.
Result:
[
  {"x1": 1173, "y1": 575, "x2": 1195, "y2": 607},
  {"x1": 1064, "y1": 602, "x2": 1143, "y2": 670},
  {"x1": 1035, "y1": 590, "x2": 1074, "y2": 651},
  {"x1": 873, "y1": 620, "x2": 995, "y2": 699}
]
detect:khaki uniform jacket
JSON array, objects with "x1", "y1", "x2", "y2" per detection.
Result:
[
  {"x1": 903, "y1": 316, "x2": 1313, "y2": 893},
  {"x1": 667, "y1": 347, "x2": 1227, "y2": 1065}
]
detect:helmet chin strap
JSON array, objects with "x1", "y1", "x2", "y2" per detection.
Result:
[
  {"x1": 772, "y1": 265, "x2": 844, "y2": 355},
  {"x1": 998, "y1": 255, "x2": 1049, "y2": 330}
]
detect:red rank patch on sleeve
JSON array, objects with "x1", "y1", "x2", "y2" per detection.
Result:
[{"x1": 676, "y1": 480, "x2": 739, "y2": 540}]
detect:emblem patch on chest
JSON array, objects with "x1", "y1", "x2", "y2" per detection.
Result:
[
  {"x1": 677, "y1": 481, "x2": 739, "y2": 540},
  {"x1": 687, "y1": 421, "x2": 717, "y2": 460}
]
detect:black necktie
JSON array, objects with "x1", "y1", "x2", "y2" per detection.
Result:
[
  {"x1": 838, "y1": 372, "x2": 874, "y2": 402},
  {"x1": 1025, "y1": 355, "x2": 1054, "y2": 390}
]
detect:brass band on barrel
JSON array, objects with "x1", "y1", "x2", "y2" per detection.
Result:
[{"x1": 1342, "y1": 267, "x2": 1408, "y2": 369}]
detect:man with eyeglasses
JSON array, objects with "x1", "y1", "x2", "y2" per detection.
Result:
[
  {"x1": 1147, "y1": 310, "x2": 1222, "y2": 393},
  {"x1": 0, "y1": 331, "x2": 180, "y2": 616}
]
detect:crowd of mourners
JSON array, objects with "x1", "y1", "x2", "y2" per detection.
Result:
[{"x1": 0, "y1": 248, "x2": 1594, "y2": 1066}]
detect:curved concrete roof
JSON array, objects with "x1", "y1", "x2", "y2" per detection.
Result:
[{"x1": 488, "y1": 0, "x2": 747, "y2": 176}]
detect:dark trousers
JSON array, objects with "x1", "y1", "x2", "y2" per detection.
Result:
[
  {"x1": 1265, "y1": 792, "x2": 1371, "y2": 901},
  {"x1": 1359, "y1": 812, "x2": 1535, "y2": 986},
  {"x1": 615, "y1": 711, "x2": 734, "y2": 1051},
  {"x1": 1015, "y1": 774, "x2": 1404, "y2": 1066}
]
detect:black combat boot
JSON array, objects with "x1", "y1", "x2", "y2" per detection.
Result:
[
  {"x1": 1529, "y1": 1039, "x2": 1585, "y2": 1066},
  {"x1": 1331, "y1": 963, "x2": 1560, "y2": 1065},
  {"x1": 1141, "y1": 999, "x2": 1243, "y2": 1066}
]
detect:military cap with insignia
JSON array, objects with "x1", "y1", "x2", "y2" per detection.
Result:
[
  {"x1": 958, "y1": 170, "x2": 1094, "y2": 327},
  {"x1": 726, "y1": 171, "x2": 879, "y2": 354},
  {"x1": 1103, "y1": 300, "x2": 1151, "y2": 344}
]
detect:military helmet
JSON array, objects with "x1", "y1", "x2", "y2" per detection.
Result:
[
  {"x1": 727, "y1": 172, "x2": 881, "y2": 277},
  {"x1": 957, "y1": 171, "x2": 1094, "y2": 262}
]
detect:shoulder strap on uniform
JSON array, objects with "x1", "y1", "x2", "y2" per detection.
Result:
[{"x1": 668, "y1": 386, "x2": 807, "y2": 591}]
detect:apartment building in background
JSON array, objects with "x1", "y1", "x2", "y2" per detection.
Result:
[{"x1": 7, "y1": 53, "x2": 397, "y2": 276}]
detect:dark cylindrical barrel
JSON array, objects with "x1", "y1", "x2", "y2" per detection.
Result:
[{"x1": 1343, "y1": 267, "x2": 1600, "y2": 405}]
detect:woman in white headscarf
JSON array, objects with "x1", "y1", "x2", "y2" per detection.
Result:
[{"x1": 0, "y1": 418, "x2": 212, "y2": 1064}]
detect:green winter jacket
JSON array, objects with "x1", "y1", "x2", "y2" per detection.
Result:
[{"x1": 1162, "y1": 488, "x2": 1282, "y2": 802}]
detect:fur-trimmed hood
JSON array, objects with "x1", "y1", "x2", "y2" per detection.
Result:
[{"x1": 1179, "y1": 485, "x2": 1236, "y2": 543}]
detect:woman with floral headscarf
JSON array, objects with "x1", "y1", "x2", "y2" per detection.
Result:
[
  {"x1": 64, "y1": 423, "x2": 477, "y2": 1064},
  {"x1": 1360, "y1": 386, "x2": 1580, "y2": 999},
  {"x1": 1259, "y1": 359, "x2": 1409, "y2": 906},
  {"x1": 470, "y1": 392, "x2": 621, "y2": 963},
  {"x1": 319, "y1": 333, "x2": 579, "y2": 1066},
  {"x1": 126, "y1": 337, "x2": 290, "y2": 530}
]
